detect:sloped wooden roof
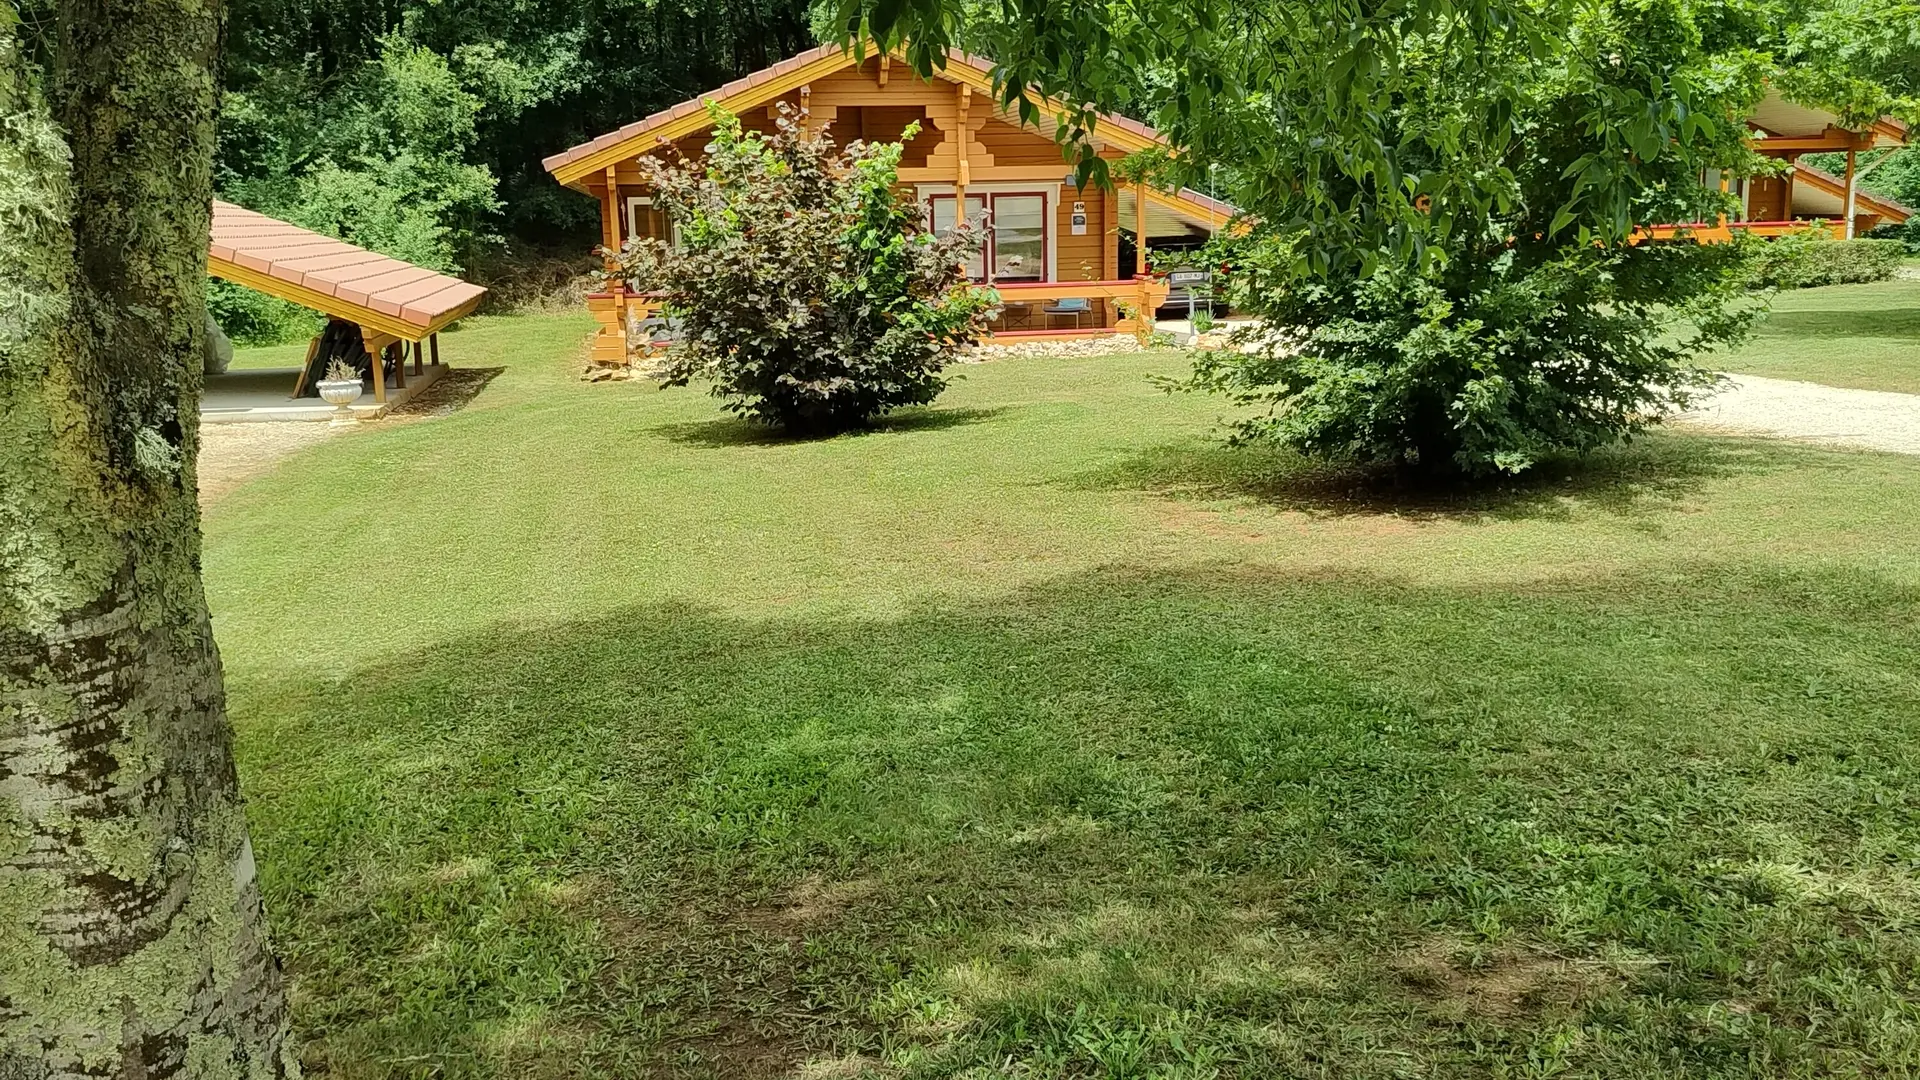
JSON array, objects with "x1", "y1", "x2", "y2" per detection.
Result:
[
  {"x1": 208, "y1": 201, "x2": 487, "y2": 340},
  {"x1": 540, "y1": 44, "x2": 1237, "y2": 226},
  {"x1": 1792, "y1": 162, "x2": 1913, "y2": 224}
]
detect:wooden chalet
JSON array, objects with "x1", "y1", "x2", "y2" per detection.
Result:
[
  {"x1": 1643, "y1": 88, "x2": 1911, "y2": 243},
  {"x1": 542, "y1": 44, "x2": 1235, "y2": 362}
]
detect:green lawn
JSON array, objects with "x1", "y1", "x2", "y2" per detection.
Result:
[
  {"x1": 209, "y1": 314, "x2": 1920, "y2": 1079},
  {"x1": 227, "y1": 337, "x2": 317, "y2": 370},
  {"x1": 1706, "y1": 277, "x2": 1920, "y2": 393}
]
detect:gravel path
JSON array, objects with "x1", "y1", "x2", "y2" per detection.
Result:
[
  {"x1": 198, "y1": 422, "x2": 339, "y2": 503},
  {"x1": 1679, "y1": 373, "x2": 1920, "y2": 456}
]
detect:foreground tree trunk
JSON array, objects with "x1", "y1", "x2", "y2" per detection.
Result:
[{"x1": 1, "y1": 1, "x2": 295, "y2": 1075}]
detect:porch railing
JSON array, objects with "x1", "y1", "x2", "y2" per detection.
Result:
[{"x1": 586, "y1": 275, "x2": 1172, "y2": 365}]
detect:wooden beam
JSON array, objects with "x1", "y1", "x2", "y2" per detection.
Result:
[
  {"x1": 1134, "y1": 183, "x2": 1148, "y2": 276},
  {"x1": 367, "y1": 331, "x2": 387, "y2": 403},
  {"x1": 603, "y1": 165, "x2": 622, "y2": 268},
  {"x1": 1103, "y1": 184, "x2": 1120, "y2": 281},
  {"x1": 1844, "y1": 149, "x2": 1858, "y2": 238},
  {"x1": 878, "y1": 53, "x2": 889, "y2": 88},
  {"x1": 429, "y1": 333, "x2": 441, "y2": 368},
  {"x1": 291, "y1": 333, "x2": 321, "y2": 399},
  {"x1": 1753, "y1": 127, "x2": 1878, "y2": 155},
  {"x1": 956, "y1": 82, "x2": 972, "y2": 196}
]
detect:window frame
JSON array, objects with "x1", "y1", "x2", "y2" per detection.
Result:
[{"x1": 926, "y1": 188, "x2": 1054, "y2": 283}]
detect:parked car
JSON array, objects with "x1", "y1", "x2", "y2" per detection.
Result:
[{"x1": 1155, "y1": 266, "x2": 1228, "y2": 319}]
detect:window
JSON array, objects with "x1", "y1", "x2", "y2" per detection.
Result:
[
  {"x1": 626, "y1": 196, "x2": 682, "y2": 246},
  {"x1": 989, "y1": 194, "x2": 1045, "y2": 281},
  {"x1": 929, "y1": 191, "x2": 1050, "y2": 282},
  {"x1": 930, "y1": 194, "x2": 987, "y2": 279}
]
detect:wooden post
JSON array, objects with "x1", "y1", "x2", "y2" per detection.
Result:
[
  {"x1": 1783, "y1": 162, "x2": 1796, "y2": 221},
  {"x1": 1103, "y1": 185, "x2": 1120, "y2": 281},
  {"x1": 412, "y1": 339, "x2": 423, "y2": 375},
  {"x1": 1134, "y1": 276, "x2": 1155, "y2": 344},
  {"x1": 799, "y1": 84, "x2": 812, "y2": 134},
  {"x1": 955, "y1": 83, "x2": 972, "y2": 200},
  {"x1": 1133, "y1": 183, "x2": 1148, "y2": 276},
  {"x1": 390, "y1": 343, "x2": 406, "y2": 390},
  {"x1": 878, "y1": 52, "x2": 889, "y2": 89},
  {"x1": 291, "y1": 332, "x2": 322, "y2": 398},
  {"x1": 429, "y1": 333, "x2": 441, "y2": 368},
  {"x1": 602, "y1": 165, "x2": 623, "y2": 269},
  {"x1": 369, "y1": 336, "x2": 387, "y2": 403},
  {"x1": 1843, "y1": 148, "x2": 1858, "y2": 239}
]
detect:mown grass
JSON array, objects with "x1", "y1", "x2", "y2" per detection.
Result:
[
  {"x1": 209, "y1": 312, "x2": 1920, "y2": 1078},
  {"x1": 1706, "y1": 277, "x2": 1920, "y2": 393}
]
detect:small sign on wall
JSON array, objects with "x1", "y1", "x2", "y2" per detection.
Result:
[{"x1": 1070, "y1": 201, "x2": 1088, "y2": 235}]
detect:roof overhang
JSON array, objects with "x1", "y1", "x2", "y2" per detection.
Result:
[
  {"x1": 544, "y1": 44, "x2": 1184, "y2": 191},
  {"x1": 208, "y1": 201, "x2": 487, "y2": 340},
  {"x1": 1749, "y1": 87, "x2": 1909, "y2": 151}
]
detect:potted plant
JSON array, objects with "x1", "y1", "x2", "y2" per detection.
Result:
[{"x1": 315, "y1": 356, "x2": 364, "y2": 425}]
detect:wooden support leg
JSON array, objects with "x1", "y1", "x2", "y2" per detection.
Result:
[
  {"x1": 390, "y1": 343, "x2": 407, "y2": 389},
  {"x1": 292, "y1": 333, "x2": 322, "y2": 398},
  {"x1": 370, "y1": 343, "x2": 387, "y2": 403},
  {"x1": 430, "y1": 333, "x2": 441, "y2": 368},
  {"x1": 411, "y1": 340, "x2": 423, "y2": 375}
]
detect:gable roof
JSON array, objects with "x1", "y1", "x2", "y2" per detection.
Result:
[
  {"x1": 1790, "y1": 161, "x2": 1913, "y2": 224},
  {"x1": 541, "y1": 44, "x2": 1235, "y2": 228},
  {"x1": 209, "y1": 201, "x2": 487, "y2": 340}
]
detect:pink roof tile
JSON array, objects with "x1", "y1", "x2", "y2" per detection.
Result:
[{"x1": 208, "y1": 200, "x2": 485, "y2": 331}]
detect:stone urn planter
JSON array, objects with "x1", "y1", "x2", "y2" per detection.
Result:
[{"x1": 316, "y1": 376, "x2": 364, "y2": 425}]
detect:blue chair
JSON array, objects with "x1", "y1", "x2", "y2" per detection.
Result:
[{"x1": 1043, "y1": 297, "x2": 1092, "y2": 330}]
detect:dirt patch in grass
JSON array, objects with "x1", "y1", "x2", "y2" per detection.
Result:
[
  {"x1": 737, "y1": 875, "x2": 883, "y2": 936},
  {"x1": 1392, "y1": 938, "x2": 1617, "y2": 1020},
  {"x1": 582, "y1": 877, "x2": 882, "y2": 1080}
]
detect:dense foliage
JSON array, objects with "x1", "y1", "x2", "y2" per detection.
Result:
[
  {"x1": 608, "y1": 107, "x2": 997, "y2": 434},
  {"x1": 837, "y1": 0, "x2": 1772, "y2": 474},
  {"x1": 171, "y1": 0, "x2": 815, "y2": 341},
  {"x1": 1750, "y1": 231, "x2": 1908, "y2": 287}
]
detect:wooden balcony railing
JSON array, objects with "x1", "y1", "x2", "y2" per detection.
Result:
[{"x1": 586, "y1": 276, "x2": 1172, "y2": 365}]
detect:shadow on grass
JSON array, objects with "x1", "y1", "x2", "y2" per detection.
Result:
[
  {"x1": 651, "y1": 405, "x2": 1009, "y2": 449},
  {"x1": 239, "y1": 560, "x2": 1920, "y2": 1079},
  {"x1": 388, "y1": 365, "x2": 506, "y2": 418},
  {"x1": 1076, "y1": 431, "x2": 1842, "y2": 522},
  {"x1": 1755, "y1": 309, "x2": 1920, "y2": 341}
]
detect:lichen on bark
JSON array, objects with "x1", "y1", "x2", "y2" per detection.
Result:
[{"x1": 2, "y1": 0, "x2": 297, "y2": 1074}]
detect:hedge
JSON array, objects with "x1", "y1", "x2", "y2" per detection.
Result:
[{"x1": 1751, "y1": 232, "x2": 1907, "y2": 290}]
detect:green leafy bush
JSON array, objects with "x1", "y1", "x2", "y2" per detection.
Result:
[
  {"x1": 1750, "y1": 230, "x2": 1907, "y2": 288},
  {"x1": 206, "y1": 279, "x2": 323, "y2": 347},
  {"x1": 1181, "y1": 241, "x2": 1760, "y2": 476},
  {"x1": 608, "y1": 106, "x2": 998, "y2": 434}
]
